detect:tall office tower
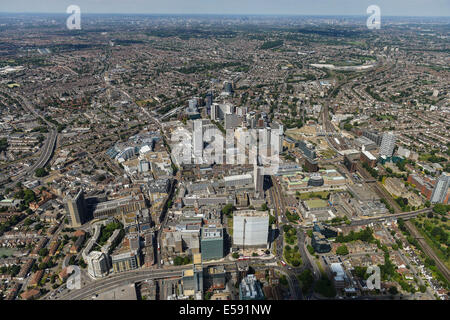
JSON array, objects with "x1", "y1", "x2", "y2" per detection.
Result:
[
  {"x1": 278, "y1": 124, "x2": 284, "y2": 147},
  {"x1": 253, "y1": 154, "x2": 264, "y2": 199},
  {"x1": 188, "y1": 98, "x2": 198, "y2": 110},
  {"x1": 225, "y1": 113, "x2": 241, "y2": 130},
  {"x1": 205, "y1": 92, "x2": 213, "y2": 114},
  {"x1": 430, "y1": 173, "x2": 450, "y2": 204},
  {"x1": 271, "y1": 122, "x2": 283, "y2": 150},
  {"x1": 236, "y1": 106, "x2": 247, "y2": 117},
  {"x1": 193, "y1": 120, "x2": 203, "y2": 162},
  {"x1": 258, "y1": 128, "x2": 271, "y2": 152},
  {"x1": 380, "y1": 132, "x2": 396, "y2": 157},
  {"x1": 223, "y1": 81, "x2": 233, "y2": 94},
  {"x1": 254, "y1": 161, "x2": 264, "y2": 199},
  {"x1": 233, "y1": 210, "x2": 269, "y2": 248},
  {"x1": 64, "y1": 189, "x2": 88, "y2": 228},
  {"x1": 211, "y1": 103, "x2": 219, "y2": 121}
]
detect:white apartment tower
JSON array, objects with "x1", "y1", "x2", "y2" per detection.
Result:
[
  {"x1": 233, "y1": 210, "x2": 269, "y2": 248},
  {"x1": 87, "y1": 251, "x2": 109, "y2": 279},
  {"x1": 380, "y1": 132, "x2": 396, "y2": 157}
]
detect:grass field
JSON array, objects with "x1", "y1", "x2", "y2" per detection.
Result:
[
  {"x1": 227, "y1": 217, "x2": 233, "y2": 236},
  {"x1": 305, "y1": 199, "x2": 329, "y2": 209},
  {"x1": 320, "y1": 148, "x2": 337, "y2": 159},
  {"x1": 0, "y1": 248, "x2": 16, "y2": 257},
  {"x1": 298, "y1": 191, "x2": 330, "y2": 200}
]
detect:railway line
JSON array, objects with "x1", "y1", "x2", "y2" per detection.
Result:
[{"x1": 405, "y1": 221, "x2": 450, "y2": 283}]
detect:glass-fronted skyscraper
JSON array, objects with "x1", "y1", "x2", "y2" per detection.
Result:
[{"x1": 200, "y1": 226, "x2": 224, "y2": 261}]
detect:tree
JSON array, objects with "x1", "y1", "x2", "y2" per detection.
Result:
[
  {"x1": 354, "y1": 266, "x2": 368, "y2": 279},
  {"x1": 433, "y1": 203, "x2": 450, "y2": 215},
  {"x1": 0, "y1": 138, "x2": 8, "y2": 152},
  {"x1": 38, "y1": 248, "x2": 48, "y2": 257},
  {"x1": 269, "y1": 215, "x2": 276, "y2": 225},
  {"x1": 23, "y1": 218, "x2": 34, "y2": 226},
  {"x1": 279, "y1": 275, "x2": 288, "y2": 286},
  {"x1": 204, "y1": 291, "x2": 213, "y2": 300},
  {"x1": 38, "y1": 262, "x2": 48, "y2": 270},
  {"x1": 314, "y1": 274, "x2": 336, "y2": 298},
  {"x1": 173, "y1": 256, "x2": 183, "y2": 265},
  {"x1": 232, "y1": 252, "x2": 239, "y2": 259},
  {"x1": 221, "y1": 204, "x2": 234, "y2": 216},
  {"x1": 343, "y1": 123, "x2": 353, "y2": 131},
  {"x1": 35, "y1": 168, "x2": 48, "y2": 178},
  {"x1": 336, "y1": 245, "x2": 349, "y2": 256},
  {"x1": 297, "y1": 269, "x2": 314, "y2": 294},
  {"x1": 23, "y1": 189, "x2": 36, "y2": 206},
  {"x1": 388, "y1": 286, "x2": 398, "y2": 295}
]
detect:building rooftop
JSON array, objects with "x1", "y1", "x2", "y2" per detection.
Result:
[
  {"x1": 362, "y1": 150, "x2": 377, "y2": 161},
  {"x1": 223, "y1": 174, "x2": 252, "y2": 182},
  {"x1": 233, "y1": 210, "x2": 268, "y2": 217}
]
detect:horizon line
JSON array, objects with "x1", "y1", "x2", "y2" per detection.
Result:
[{"x1": 0, "y1": 11, "x2": 449, "y2": 18}]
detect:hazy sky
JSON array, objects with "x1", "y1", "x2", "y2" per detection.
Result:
[{"x1": 1, "y1": 0, "x2": 449, "y2": 16}]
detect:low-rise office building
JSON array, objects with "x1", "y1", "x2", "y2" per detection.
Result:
[{"x1": 239, "y1": 274, "x2": 264, "y2": 300}]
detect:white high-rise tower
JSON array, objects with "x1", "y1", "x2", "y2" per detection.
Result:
[{"x1": 380, "y1": 132, "x2": 396, "y2": 157}]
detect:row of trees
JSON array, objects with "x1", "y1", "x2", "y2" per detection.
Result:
[
  {"x1": 335, "y1": 227, "x2": 374, "y2": 243},
  {"x1": 0, "y1": 214, "x2": 25, "y2": 236},
  {"x1": 297, "y1": 269, "x2": 314, "y2": 294},
  {"x1": 0, "y1": 264, "x2": 21, "y2": 277},
  {"x1": 174, "y1": 255, "x2": 192, "y2": 266},
  {"x1": 285, "y1": 209, "x2": 300, "y2": 223}
]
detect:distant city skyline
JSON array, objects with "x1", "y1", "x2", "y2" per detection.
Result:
[{"x1": 1, "y1": 0, "x2": 449, "y2": 17}]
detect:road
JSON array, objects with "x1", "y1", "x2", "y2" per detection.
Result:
[
  {"x1": 55, "y1": 256, "x2": 301, "y2": 300},
  {"x1": 156, "y1": 180, "x2": 176, "y2": 267},
  {"x1": 6, "y1": 129, "x2": 57, "y2": 186},
  {"x1": 0, "y1": 91, "x2": 58, "y2": 187},
  {"x1": 57, "y1": 269, "x2": 184, "y2": 300}
]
